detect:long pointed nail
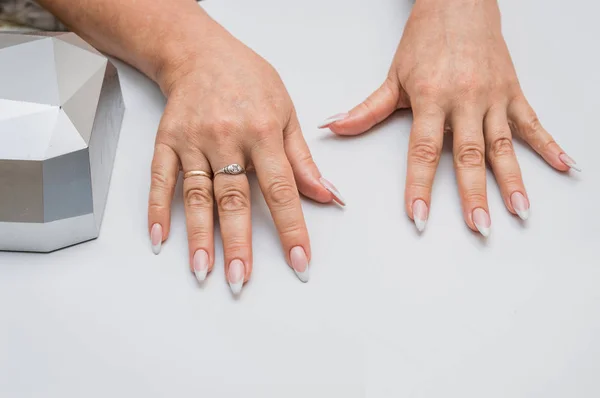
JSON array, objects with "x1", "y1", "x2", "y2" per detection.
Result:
[
  {"x1": 318, "y1": 112, "x2": 349, "y2": 129},
  {"x1": 320, "y1": 177, "x2": 346, "y2": 206},
  {"x1": 412, "y1": 199, "x2": 428, "y2": 232},
  {"x1": 228, "y1": 259, "x2": 245, "y2": 295},
  {"x1": 510, "y1": 192, "x2": 530, "y2": 221},
  {"x1": 193, "y1": 250, "x2": 209, "y2": 282},
  {"x1": 290, "y1": 246, "x2": 309, "y2": 283},
  {"x1": 472, "y1": 208, "x2": 491, "y2": 237},
  {"x1": 151, "y1": 223, "x2": 162, "y2": 254},
  {"x1": 559, "y1": 153, "x2": 581, "y2": 172}
]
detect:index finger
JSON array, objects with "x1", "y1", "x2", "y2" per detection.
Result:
[{"x1": 251, "y1": 140, "x2": 311, "y2": 283}]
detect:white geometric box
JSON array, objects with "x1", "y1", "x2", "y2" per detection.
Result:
[{"x1": 0, "y1": 32, "x2": 125, "y2": 252}]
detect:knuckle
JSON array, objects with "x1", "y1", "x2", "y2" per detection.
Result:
[
  {"x1": 151, "y1": 169, "x2": 171, "y2": 189},
  {"x1": 464, "y1": 192, "x2": 488, "y2": 205},
  {"x1": 500, "y1": 173, "x2": 522, "y2": 187},
  {"x1": 525, "y1": 115, "x2": 542, "y2": 134},
  {"x1": 543, "y1": 139, "x2": 558, "y2": 151},
  {"x1": 158, "y1": 119, "x2": 183, "y2": 139},
  {"x1": 185, "y1": 186, "x2": 214, "y2": 209},
  {"x1": 208, "y1": 117, "x2": 241, "y2": 137},
  {"x1": 455, "y1": 73, "x2": 482, "y2": 94},
  {"x1": 223, "y1": 241, "x2": 250, "y2": 255},
  {"x1": 488, "y1": 137, "x2": 514, "y2": 159},
  {"x1": 148, "y1": 202, "x2": 168, "y2": 215},
  {"x1": 412, "y1": 80, "x2": 439, "y2": 98},
  {"x1": 519, "y1": 113, "x2": 542, "y2": 139},
  {"x1": 188, "y1": 228, "x2": 211, "y2": 244},
  {"x1": 249, "y1": 117, "x2": 280, "y2": 139},
  {"x1": 266, "y1": 177, "x2": 298, "y2": 208},
  {"x1": 278, "y1": 221, "x2": 306, "y2": 239},
  {"x1": 410, "y1": 138, "x2": 441, "y2": 165},
  {"x1": 455, "y1": 144, "x2": 485, "y2": 168},
  {"x1": 297, "y1": 150, "x2": 315, "y2": 167},
  {"x1": 218, "y1": 187, "x2": 250, "y2": 213},
  {"x1": 360, "y1": 97, "x2": 379, "y2": 126}
]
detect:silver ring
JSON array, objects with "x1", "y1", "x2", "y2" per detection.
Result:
[{"x1": 214, "y1": 164, "x2": 246, "y2": 177}]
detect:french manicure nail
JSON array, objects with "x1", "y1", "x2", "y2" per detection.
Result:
[
  {"x1": 510, "y1": 192, "x2": 530, "y2": 221},
  {"x1": 412, "y1": 199, "x2": 429, "y2": 232},
  {"x1": 559, "y1": 153, "x2": 581, "y2": 172},
  {"x1": 318, "y1": 112, "x2": 350, "y2": 129},
  {"x1": 151, "y1": 223, "x2": 162, "y2": 255},
  {"x1": 290, "y1": 246, "x2": 309, "y2": 283},
  {"x1": 472, "y1": 208, "x2": 491, "y2": 237},
  {"x1": 320, "y1": 177, "x2": 346, "y2": 206},
  {"x1": 193, "y1": 250, "x2": 209, "y2": 282},
  {"x1": 228, "y1": 259, "x2": 245, "y2": 295}
]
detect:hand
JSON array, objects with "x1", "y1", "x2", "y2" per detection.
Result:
[
  {"x1": 321, "y1": 0, "x2": 579, "y2": 236},
  {"x1": 148, "y1": 21, "x2": 343, "y2": 294}
]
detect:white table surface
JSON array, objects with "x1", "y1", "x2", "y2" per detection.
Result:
[{"x1": 1, "y1": 0, "x2": 599, "y2": 397}]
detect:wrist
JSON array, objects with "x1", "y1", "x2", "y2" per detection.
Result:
[{"x1": 152, "y1": 9, "x2": 226, "y2": 95}]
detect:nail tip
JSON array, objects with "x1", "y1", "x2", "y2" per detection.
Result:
[
  {"x1": 229, "y1": 281, "x2": 243, "y2": 295},
  {"x1": 294, "y1": 269, "x2": 310, "y2": 283},
  {"x1": 334, "y1": 197, "x2": 347, "y2": 207},
  {"x1": 151, "y1": 244, "x2": 161, "y2": 255},
  {"x1": 475, "y1": 224, "x2": 491, "y2": 238},
  {"x1": 320, "y1": 177, "x2": 346, "y2": 206},
  {"x1": 414, "y1": 218, "x2": 427, "y2": 232},
  {"x1": 194, "y1": 269, "x2": 208, "y2": 283},
  {"x1": 516, "y1": 209, "x2": 530, "y2": 221},
  {"x1": 318, "y1": 113, "x2": 349, "y2": 129}
]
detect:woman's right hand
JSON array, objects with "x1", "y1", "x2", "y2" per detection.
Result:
[{"x1": 147, "y1": 16, "x2": 344, "y2": 295}]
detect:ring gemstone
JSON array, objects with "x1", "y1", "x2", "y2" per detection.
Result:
[{"x1": 227, "y1": 164, "x2": 243, "y2": 174}]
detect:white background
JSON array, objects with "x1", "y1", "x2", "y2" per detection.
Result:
[{"x1": 1, "y1": 0, "x2": 599, "y2": 397}]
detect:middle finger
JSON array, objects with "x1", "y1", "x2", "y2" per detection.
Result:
[
  {"x1": 212, "y1": 156, "x2": 253, "y2": 296},
  {"x1": 452, "y1": 105, "x2": 491, "y2": 237}
]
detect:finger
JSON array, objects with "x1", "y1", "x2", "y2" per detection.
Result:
[
  {"x1": 212, "y1": 157, "x2": 252, "y2": 296},
  {"x1": 321, "y1": 78, "x2": 406, "y2": 136},
  {"x1": 484, "y1": 107, "x2": 530, "y2": 220},
  {"x1": 452, "y1": 106, "x2": 491, "y2": 237},
  {"x1": 404, "y1": 104, "x2": 445, "y2": 232},
  {"x1": 284, "y1": 113, "x2": 345, "y2": 206},
  {"x1": 251, "y1": 139, "x2": 311, "y2": 283},
  {"x1": 148, "y1": 143, "x2": 179, "y2": 254},
  {"x1": 180, "y1": 151, "x2": 215, "y2": 283},
  {"x1": 508, "y1": 95, "x2": 579, "y2": 172}
]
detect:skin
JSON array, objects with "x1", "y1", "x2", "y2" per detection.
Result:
[
  {"x1": 37, "y1": 0, "x2": 570, "y2": 291},
  {"x1": 327, "y1": 0, "x2": 572, "y2": 233},
  {"x1": 38, "y1": 0, "x2": 335, "y2": 289}
]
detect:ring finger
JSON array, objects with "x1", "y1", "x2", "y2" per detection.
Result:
[
  {"x1": 180, "y1": 151, "x2": 215, "y2": 283},
  {"x1": 211, "y1": 156, "x2": 253, "y2": 296}
]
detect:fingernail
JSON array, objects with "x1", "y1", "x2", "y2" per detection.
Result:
[
  {"x1": 472, "y1": 208, "x2": 491, "y2": 237},
  {"x1": 193, "y1": 250, "x2": 209, "y2": 282},
  {"x1": 559, "y1": 153, "x2": 581, "y2": 172},
  {"x1": 412, "y1": 199, "x2": 428, "y2": 232},
  {"x1": 510, "y1": 192, "x2": 530, "y2": 221},
  {"x1": 318, "y1": 112, "x2": 350, "y2": 129},
  {"x1": 151, "y1": 223, "x2": 162, "y2": 255},
  {"x1": 228, "y1": 259, "x2": 245, "y2": 295},
  {"x1": 320, "y1": 177, "x2": 346, "y2": 206},
  {"x1": 290, "y1": 246, "x2": 309, "y2": 283}
]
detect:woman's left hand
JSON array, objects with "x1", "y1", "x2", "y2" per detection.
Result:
[{"x1": 321, "y1": 0, "x2": 579, "y2": 236}]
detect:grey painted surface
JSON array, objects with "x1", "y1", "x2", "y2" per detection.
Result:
[{"x1": 0, "y1": 32, "x2": 124, "y2": 252}]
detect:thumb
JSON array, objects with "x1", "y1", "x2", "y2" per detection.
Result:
[{"x1": 319, "y1": 77, "x2": 408, "y2": 136}]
